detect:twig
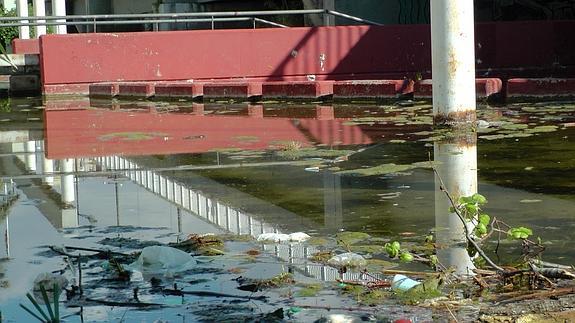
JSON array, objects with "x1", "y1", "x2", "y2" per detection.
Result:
[
  {"x1": 445, "y1": 303, "x2": 459, "y2": 323},
  {"x1": 496, "y1": 287, "x2": 575, "y2": 304},
  {"x1": 162, "y1": 289, "x2": 268, "y2": 301},
  {"x1": 432, "y1": 167, "x2": 506, "y2": 273}
]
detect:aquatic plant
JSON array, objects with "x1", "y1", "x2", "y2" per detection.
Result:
[{"x1": 19, "y1": 283, "x2": 61, "y2": 323}]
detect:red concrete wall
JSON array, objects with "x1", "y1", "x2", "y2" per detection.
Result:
[
  {"x1": 12, "y1": 39, "x2": 40, "y2": 54},
  {"x1": 39, "y1": 21, "x2": 575, "y2": 88}
]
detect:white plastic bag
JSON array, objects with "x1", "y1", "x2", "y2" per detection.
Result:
[
  {"x1": 327, "y1": 252, "x2": 367, "y2": 268},
  {"x1": 391, "y1": 274, "x2": 421, "y2": 292},
  {"x1": 128, "y1": 246, "x2": 195, "y2": 277}
]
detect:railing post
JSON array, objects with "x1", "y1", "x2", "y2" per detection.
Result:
[
  {"x1": 323, "y1": 0, "x2": 335, "y2": 26},
  {"x1": 33, "y1": 0, "x2": 47, "y2": 37},
  {"x1": 211, "y1": 16, "x2": 214, "y2": 29},
  {"x1": 16, "y1": 0, "x2": 29, "y2": 39},
  {"x1": 52, "y1": 0, "x2": 67, "y2": 34},
  {"x1": 431, "y1": 0, "x2": 476, "y2": 127}
]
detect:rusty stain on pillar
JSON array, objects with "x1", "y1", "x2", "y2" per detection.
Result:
[{"x1": 431, "y1": 0, "x2": 476, "y2": 127}]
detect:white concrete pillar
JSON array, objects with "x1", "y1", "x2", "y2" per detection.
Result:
[
  {"x1": 2, "y1": 0, "x2": 16, "y2": 11},
  {"x1": 33, "y1": 0, "x2": 47, "y2": 37},
  {"x1": 434, "y1": 138, "x2": 477, "y2": 276},
  {"x1": 16, "y1": 0, "x2": 29, "y2": 39},
  {"x1": 24, "y1": 141, "x2": 36, "y2": 172},
  {"x1": 52, "y1": 0, "x2": 67, "y2": 34},
  {"x1": 431, "y1": 0, "x2": 476, "y2": 126},
  {"x1": 60, "y1": 158, "x2": 75, "y2": 206}
]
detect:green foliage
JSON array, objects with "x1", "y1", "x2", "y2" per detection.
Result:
[
  {"x1": 384, "y1": 241, "x2": 401, "y2": 258},
  {"x1": 456, "y1": 193, "x2": 492, "y2": 238},
  {"x1": 399, "y1": 252, "x2": 414, "y2": 262},
  {"x1": 0, "y1": 8, "x2": 18, "y2": 47},
  {"x1": 19, "y1": 283, "x2": 61, "y2": 323},
  {"x1": 508, "y1": 227, "x2": 533, "y2": 240}
]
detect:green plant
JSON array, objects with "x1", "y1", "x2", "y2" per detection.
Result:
[
  {"x1": 0, "y1": 8, "x2": 18, "y2": 48},
  {"x1": 384, "y1": 241, "x2": 414, "y2": 263},
  {"x1": 19, "y1": 283, "x2": 61, "y2": 323}
]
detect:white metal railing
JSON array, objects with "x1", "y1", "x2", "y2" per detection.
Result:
[{"x1": 0, "y1": 9, "x2": 382, "y2": 32}]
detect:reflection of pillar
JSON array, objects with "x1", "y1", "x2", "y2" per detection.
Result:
[
  {"x1": 52, "y1": 0, "x2": 67, "y2": 34},
  {"x1": 323, "y1": 171, "x2": 343, "y2": 229},
  {"x1": 316, "y1": 105, "x2": 334, "y2": 120},
  {"x1": 247, "y1": 105, "x2": 264, "y2": 118},
  {"x1": 61, "y1": 208, "x2": 79, "y2": 228},
  {"x1": 16, "y1": 0, "x2": 30, "y2": 39},
  {"x1": 25, "y1": 141, "x2": 37, "y2": 172},
  {"x1": 192, "y1": 103, "x2": 204, "y2": 116},
  {"x1": 434, "y1": 136, "x2": 477, "y2": 276},
  {"x1": 60, "y1": 158, "x2": 75, "y2": 206},
  {"x1": 33, "y1": 0, "x2": 47, "y2": 37},
  {"x1": 1, "y1": 216, "x2": 9, "y2": 259},
  {"x1": 40, "y1": 142, "x2": 54, "y2": 186}
]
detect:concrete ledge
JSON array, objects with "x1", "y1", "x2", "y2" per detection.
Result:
[
  {"x1": 155, "y1": 83, "x2": 203, "y2": 99},
  {"x1": 414, "y1": 78, "x2": 503, "y2": 99},
  {"x1": 507, "y1": 78, "x2": 575, "y2": 99},
  {"x1": 0, "y1": 54, "x2": 39, "y2": 67},
  {"x1": 262, "y1": 81, "x2": 333, "y2": 99},
  {"x1": 43, "y1": 83, "x2": 90, "y2": 96},
  {"x1": 333, "y1": 80, "x2": 404, "y2": 100},
  {"x1": 117, "y1": 83, "x2": 155, "y2": 98},
  {"x1": 203, "y1": 82, "x2": 262, "y2": 99},
  {"x1": 89, "y1": 83, "x2": 119, "y2": 98},
  {"x1": 11, "y1": 39, "x2": 40, "y2": 55}
]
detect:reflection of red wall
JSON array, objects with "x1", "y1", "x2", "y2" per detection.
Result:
[
  {"x1": 44, "y1": 108, "x2": 372, "y2": 159},
  {"x1": 39, "y1": 20, "x2": 575, "y2": 88}
]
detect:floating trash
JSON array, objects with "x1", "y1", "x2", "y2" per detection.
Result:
[
  {"x1": 391, "y1": 274, "x2": 421, "y2": 292},
  {"x1": 128, "y1": 246, "x2": 196, "y2": 277},
  {"x1": 327, "y1": 252, "x2": 367, "y2": 269}
]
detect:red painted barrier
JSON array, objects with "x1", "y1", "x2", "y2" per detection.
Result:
[
  {"x1": 262, "y1": 81, "x2": 333, "y2": 99},
  {"x1": 414, "y1": 78, "x2": 503, "y2": 99},
  {"x1": 333, "y1": 80, "x2": 404, "y2": 99},
  {"x1": 12, "y1": 39, "x2": 39, "y2": 54},
  {"x1": 154, "y1": 82, "x2": 203, "y2": 99},
  {"x1": 203, "y1": 82, "x2": 262, "y2": 99},
  {"x1": 89, "y1": 83, "x2": 119, "y2": 98},
  {"x1": 37, "y1": 21, "x2": 575, "y2": 95},
  {"x1": 117, "y1": 83, "x2": 155, "y2": 98},
  {"x1": 507, "y1": 78, "x2": 575, "y2": 99}
]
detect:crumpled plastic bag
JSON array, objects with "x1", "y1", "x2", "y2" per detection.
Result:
[
  {"x1": 33, "y1": 273, "x2": 68, "y2": 304},
  {"x1": 257, "y1": 232, "x2": 310, "y2": 243},
  {"x1": 127, "y1": 246, "x2": 195, "y2": 278},
  {"x1": 327, "y1": 252, "x2": 367, "y2": 268},
  {"x1": 391, "y1": 274, "x2": 421, "y2": 292}
]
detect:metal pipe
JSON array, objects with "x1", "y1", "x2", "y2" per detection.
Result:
[
  {"x1": 0, "y1": 17, "x2": 285, "y2": 28},
  {"x1": 326, "y1": 10, "x2": 383, "y2": 26},
  {"x1": 431, "y1": 0, "x2": 476, "y2": 127}
]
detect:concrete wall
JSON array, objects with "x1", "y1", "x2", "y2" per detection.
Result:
[{"x1": 38, "y1": 21, "x2": 575, "y2": 89}]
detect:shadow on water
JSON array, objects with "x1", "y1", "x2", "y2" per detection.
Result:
[{"x1": 0, "y1": 97, "x2": 574, "y2": 321}]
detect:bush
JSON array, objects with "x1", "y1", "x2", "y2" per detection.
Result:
[{"x1": 0, "y1": 7, "x2": 18, "y2": 48}]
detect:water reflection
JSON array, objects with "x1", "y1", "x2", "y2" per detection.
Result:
[{"x1": 434, "y1": 135, "x2": 477, "y2": 276}]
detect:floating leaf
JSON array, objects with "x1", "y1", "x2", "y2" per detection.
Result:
[{"x1": 399, "y1": 252, "x2": 414, "y2": 262}]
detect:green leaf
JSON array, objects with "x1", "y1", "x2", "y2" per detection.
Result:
[
  {"x1": 478, "y1": 214, "x2": 491, "y2": 226},
  {"x1": 508, "y1": 227, "x2": 533, "y2": 240},
  {"x1": 471, "y1": 193, "x2": 487, "y2": 205},
  {"x1": 384, "y1": 241, "x2": 401, "y2": 258},
  {"x1": 465, "y1": 203, "x2": 478, "y2": 214},
  {"x1": 399, "y1": 252, "x2": 414, "y2": 262},
  {"x1": 458, "y1": 196, "x2": 473, "y2": 204},
  {"x1": 448, "y1": 206, "x2": 456, "y2": 213},
  {"x1": 475, "y1": 223, "x2": 488, "y2": 236}
]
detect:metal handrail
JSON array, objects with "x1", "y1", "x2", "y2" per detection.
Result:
[
  {"x1": 0, "y1": 9, "x2": 382, "y2": 28},
  {"x1": 0, "y1": 17, "x2": 288, "y2": 29}
]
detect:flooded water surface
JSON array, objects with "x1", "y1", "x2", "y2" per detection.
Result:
[{"x1": 0, "y1": 97, "x2": 574, "y2": 322}]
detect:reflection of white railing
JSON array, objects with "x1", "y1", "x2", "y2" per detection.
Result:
[{"x1": 96, "y1": 155, "x2": 378, "y2": 282}]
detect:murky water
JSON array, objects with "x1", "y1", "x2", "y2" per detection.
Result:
[{"x1": 0, "y1": 97, "x2": 574, "y2": 321}]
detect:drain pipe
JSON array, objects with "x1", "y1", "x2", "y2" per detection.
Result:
[{"x1": 431, "y1": 1, "x2": 476, "y2": 127}]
